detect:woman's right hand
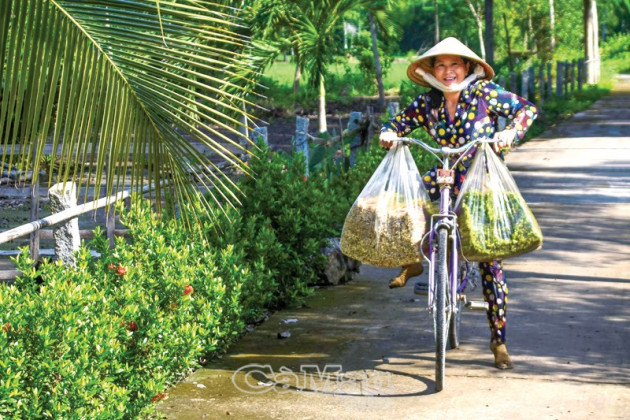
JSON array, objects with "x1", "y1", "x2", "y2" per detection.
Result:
[{"x1": 379, "y1": 131, "x2": 398, "y2": 150}]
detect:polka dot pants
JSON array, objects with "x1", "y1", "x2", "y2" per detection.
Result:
[{"x1": 479, "y1": 261, "x2": 508, "y2": 344}]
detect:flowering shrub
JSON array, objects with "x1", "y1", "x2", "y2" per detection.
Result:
[
  {"x1": 0, "y1": 200, "x2": 249, "y2": 418},
  {"x1": 0, "y1": 140, "x2": 393, "y2": 417}
]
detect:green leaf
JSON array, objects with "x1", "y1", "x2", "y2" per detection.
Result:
[{"x1": 0, "y1": 0, "x2": 265, "y2": 225}]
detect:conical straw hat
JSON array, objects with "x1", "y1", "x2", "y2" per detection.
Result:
[{"x1": 407, "y1": 37, "x2": 494, "y2": 87}]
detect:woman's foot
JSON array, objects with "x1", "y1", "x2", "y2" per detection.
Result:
[
  {"x1": 490, "y1": 342, "x2": 514, "y2": 370},
  {"x1": 389, "y1": 263, "x2": 424, "y2": 288}
]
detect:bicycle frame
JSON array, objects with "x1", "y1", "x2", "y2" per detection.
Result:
[{"x1": 395, "y1": 136, "x2": 497, "y2": 391}]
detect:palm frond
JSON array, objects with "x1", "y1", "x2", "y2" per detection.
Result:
[{"x1": 0, "y1": 0, "x2": 264, "y2": 223}]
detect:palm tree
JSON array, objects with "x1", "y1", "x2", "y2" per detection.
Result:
[
  {"x1": 364, "y1": 0, "x2": 399, "y2": 112},
  {"x1": 0, "y1": 0, "x2": 264, "y2": 225},
  {"x1": 293, "y1": 0, "x2": 366, "y2": 134}
]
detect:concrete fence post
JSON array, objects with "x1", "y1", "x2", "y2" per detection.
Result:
[
  {"x1": 386, "y1": 102, "x2": 399, "y2": 118},
  {"x1": 295, "y1": 116, "x2": 310, "y2": 177},
  {"x1": 510, "y1": 72, "x2": 517, "y2": 94},
  {"x1": 251, "y1": 126, "x2": 268, "y2": 146},
  {"x1": 521, "y1": 69, "x2": 529, "y2": 99},
  {"x1": 347, "y1": 111, "x2": 363, "y2": 166},
  {"x1": 48, "y1": 182, "x2": 81, "y2": 266}
]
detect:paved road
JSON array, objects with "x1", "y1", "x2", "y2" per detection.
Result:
[{"x1": 157, "y1": 77, "x2": 630, "y2": 419}]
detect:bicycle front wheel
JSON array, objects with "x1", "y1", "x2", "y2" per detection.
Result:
[
  {"x1": 448, "y1": 291, "x2": 462, "y2": 349},
  {"x1": 434, "y1": 227, "x2": 449, "y2": 392}
]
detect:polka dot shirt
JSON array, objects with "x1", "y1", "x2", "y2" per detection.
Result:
[{"x1": 381, "y1": 80, "x2": 538, "y2": 199}]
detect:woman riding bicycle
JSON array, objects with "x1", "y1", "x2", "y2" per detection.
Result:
[{"x1": 379, "y1": 37, "x2": 538, "y2": 370}]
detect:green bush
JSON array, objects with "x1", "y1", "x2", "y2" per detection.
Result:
[
  {"x1": 602, "y1": 32, "x2": 630, "y2": 74},
  {"x1": 234, "y1": 144, "x2": 337, "y2": 308},
  {"x1": 0, "y1": 200, "x2": 250, "y2": 418}
]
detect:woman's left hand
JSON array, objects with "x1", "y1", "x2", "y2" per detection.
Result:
[{"x1": 492, "y1": 129, "x2": 517, "y2": 153}]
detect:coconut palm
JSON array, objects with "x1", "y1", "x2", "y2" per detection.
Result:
[
  {"x1": 0, "y1": 0, "x2": 264, "y2": 224},
  {"x1": 292, "y1": 0, "x2": 368, "y2": 134},
  {"x1": 363, "y1": 0, "x2": 399, "y2": 112}
]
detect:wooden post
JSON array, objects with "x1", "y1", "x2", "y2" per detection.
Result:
[
  {"x1": 48, "y1": 182, "x2": 81, "y2": 266},
  {"x1": 498, "y1": 76, "x2": 506, "y2": 87},
  {"x1": 546, "y1": 62, "x2": 553, "y2": 100},
  {"x1": 510, "y1": 72, "x2": 517, "y2": 94},
  {"x1": 578, "y1": 58, "x2": 584, "y2": 90},
  {"x1": 521, "y1": 69, "x2": 529, "y2": 99},
  {"x1": 347, "y1": 111, "x2": 363, "y2": 166},
  {"x1": 529, "y1": 66, "x2": 535, "y2": 100},
  {"x1": 556, "y1": 61, "x2": 563, "y2": 98},
  {"x1": 570, "y1": 59, "x2": 576, "y2": 93},
  {"x1": 295, "y1": 116, "x2": 310, "y2": 177},
  {"x1": 564, "y1": 61, "x2": 571, "y2": 98},
  {"x1": 538, "y1": 65, "x2": 545, "y2": 107}
]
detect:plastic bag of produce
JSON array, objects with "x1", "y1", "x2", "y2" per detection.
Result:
[
  {"x1": 340, "y1": 142, "x2": 431, "y2": 267},
  {"x1": 454, "y1": 142, "x2": 543, "y2": 261}
]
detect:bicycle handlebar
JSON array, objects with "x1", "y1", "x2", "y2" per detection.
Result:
[
  {"x1": 395, "y1": 136, "x2": 498, "y2": 155},
  {"x1": 393, "y1": 136, "x2": 500, "y2": 169}
]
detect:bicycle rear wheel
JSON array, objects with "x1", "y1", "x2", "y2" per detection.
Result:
[{"x1": 434, "y1": 227, "x2": 449, "y2": 392}]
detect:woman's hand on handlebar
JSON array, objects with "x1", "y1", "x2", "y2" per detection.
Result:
[
  {"x1": 379, "y1": 131, "x2": 398, "y2": 150},
  {"x1": 492, "y1": 129, "x2": 517, "y2": 153}
]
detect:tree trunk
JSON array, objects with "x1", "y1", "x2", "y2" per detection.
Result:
[
  {"x1": 467, "y1": 0, "x2": 486, "y2": 60},
  {"x1": 549, "y1": 0, "x2": 556, "y2": 54},
  {"x1": 318, "y1": 77, "x2": 327, "y2": 134},
  {"x1": 369, "y1": 12, "x2": 385, "y2": 112},
  {"x1": 485, "y1": 0, "x2": 494, "y2": 65},
  {"x1": 293, "y1": 61, "x2": 301, "y2": 97},
  {"x1": 434, "y1": 0, "x2": 440, "y2": 43},
  {"x1": 583, "y1": 0, "x2": 600, "y2": 84}
]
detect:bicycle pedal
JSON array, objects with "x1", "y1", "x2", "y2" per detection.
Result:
[
  {"x1": 465, "y1": 300, "x2": 488, "y2": 311},
  {"x1": 414, "y1": 281, "x2": 429, "y2": 296}
]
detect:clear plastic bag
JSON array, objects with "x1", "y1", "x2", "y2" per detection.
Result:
[
  {"x1": 454, "y1": 142, "x2": 543, "y2": 261},
  {"x1": 340, "y1": 142, "x2": 431, "y2": 267}
]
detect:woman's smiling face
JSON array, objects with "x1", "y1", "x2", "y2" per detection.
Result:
[{"x1": 432, "y1": 55, "x2": 470, "y2": 86}]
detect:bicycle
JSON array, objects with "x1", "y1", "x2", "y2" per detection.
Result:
[{"x1": 393, "y1": 136, "x2": 498, "y2": 392}]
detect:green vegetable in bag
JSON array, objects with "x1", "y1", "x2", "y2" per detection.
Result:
[
  {"x1": 340, "y1": 143, "x2": 432, "y2": 267},
  {"x1": 457, "y1": 190, "x2": 543, "y2": 261},
  {"x1": 454, "y1": 142, "x2": 543, "y2": 262}
]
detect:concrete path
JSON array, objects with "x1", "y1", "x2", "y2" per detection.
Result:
[{"x1": 156, "y1": 77, "x2": 630, "y2": 419}]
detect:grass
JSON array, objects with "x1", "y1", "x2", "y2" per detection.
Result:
[{"x1": 264, "y1": 57, "x2": 411, "y2": 92}]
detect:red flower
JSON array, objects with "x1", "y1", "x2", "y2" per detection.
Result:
[
  {"x1": 2, "y1": 323, "x2": 10, "y2": 333},
  {"x1": 151, "y1": 393, "x2": 167, "y2": 402},
  {"x1": 107, "y1": 263, "x2": 116, "y2": 270},
  {"x1": 116, "y1": 265, "x2": 127, "y2": 276},
  {"x1": 302, "y1": 175, "x2": 308, "y2": 182},
  {"x1": 127, "y1": 321, "x2": 138, "y2": 332},
  {"x1": 183, "y1": 285, "x2": 194, "y2": 295}
]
